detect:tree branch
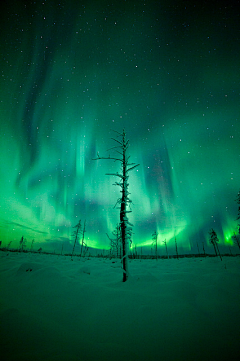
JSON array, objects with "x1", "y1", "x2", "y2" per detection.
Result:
[
  {"x1": 126, "y1": 164, "x2": 140, "y2": 173},
  {"x1": 111, "y1": 137, "x2": 123, "y2": 146},
  {"x1": 92, "y1": 156, "x2": 122, "y2": 162},
  {"x1": 106, "y1": 172, "x2": 124, "y2": 179}
]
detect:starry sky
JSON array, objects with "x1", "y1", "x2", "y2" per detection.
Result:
[{"x1": 0, "y1": 0, "x2": 239, "y2": 253}]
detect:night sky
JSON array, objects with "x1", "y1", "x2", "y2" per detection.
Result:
[{"x1": 0, "y1": 0, "x2": 239, "y2": 253}]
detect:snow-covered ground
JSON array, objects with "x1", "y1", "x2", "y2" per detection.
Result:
[{"x1": 0, "y1": 251, "x2": 239, "y2": 361}]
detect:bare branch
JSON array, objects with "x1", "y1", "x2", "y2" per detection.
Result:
[
  {"x1": 114, "y1": 150, "x2": 124, "y2": 157},
  {"x1": 107, "y1": 145, "x2": 122, "y2": 152},
  {"x1": 106, "y1": 172, "x2": 124, "y2": 179},
  {"x1": 111, "y1": 137, "x2": 123, "y2": 146},
  {"x1": 126, "y1": 164, "x2": 140, "y2": 173},
  {"x1": 92, "y1": 156, "x2": 122, "y2": 162},
  {"x1": 111, "y1": 129, "x2": 123, "y2": 137},
  {"x1": 113, "y1": 182, "x2": 123, "y2": 187}
]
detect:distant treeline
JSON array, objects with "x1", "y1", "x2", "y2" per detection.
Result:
[{"x1": 1, "y1": 248, "x2": 239, "y2": 259}]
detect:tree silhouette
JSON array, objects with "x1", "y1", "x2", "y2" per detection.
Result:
[
  {"x1": 175, "y1": 236, "x2": 179, "y2": 259},
  {"x1": 80, "y1": 220, "x2": 87, "y2": 257},
  {"x1": 107, "y1": 223, "x2": 122, "y2": 259},
  {"x1": 235, "y1": 189, "x2": 240, "y2": 233},
  {"x1": 162, "y1": 238, "x2": 169, "y2": 259},
  {"x1": 93, "y1": 129, "x2": 139, "y2": 281},
  {"x1": 232, "y1": 232, "x2": 240, "y2": 250},
  {"x1": 19, "y1": 236, "x2": 26, "y2": 251},
  {"x1": 202, "y1": 241, "x2": 206, "y2": 256},
  {"x1": 152, "y1": 231, "x2": 158, "y2": 260},
  {"x1": 208, "y1": 228, "x2": 222, "y2": 260},
  {"x1": 71, "y1": 220, "x2": 82, "y2": 260},
  {"x1": 71, "y1": 219, "x2": 87, "y2": 259},
  {"x1": 231, "y1": 190, "x2": 240, "y2": 250},
  {"x1": 30, "y1": 239, "x2": 34, "y2": 252}
]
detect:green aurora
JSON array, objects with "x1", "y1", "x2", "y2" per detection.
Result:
[{"x1": 0, "y1": 0, "x2": 239, "y2": 253}]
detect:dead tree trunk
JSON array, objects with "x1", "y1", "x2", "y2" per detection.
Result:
[
  {"x1": 209, "y1": 228, "x2": 222, "y2": 260},
  {"x1": 175, "y1": 237, "x2": 179, "y2": 259},
  {"x1": 163, "y1": 239, "x2": 169, "y2": 259},
  {"x1": 71, "y1": 220, "x2": 82, "y2": 260},
  {"x1": 80, "y1": 220, "x2": 87, "y2": 256},
  {"x1": 93, "y1": 129, "x2": 139, "y2": 281},
  {"x1": 121, "y1": 138, "x2": 128, "y2": 281},
  {"x1": 152, "y1": 231, "x2": 158, "y2": 260}
]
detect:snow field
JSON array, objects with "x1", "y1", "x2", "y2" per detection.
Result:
[{"x1": 0, "y1": 252, "x2": 239, "y2": 361}]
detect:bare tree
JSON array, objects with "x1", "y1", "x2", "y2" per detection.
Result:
[
  {"x1": 235, "y1": 189, "x2": 240, "y2": 234},
  {"x1": 71, "y1": 220, "x2": 82, "y2": 260},
  {"x1": 163, "y1": 239, "x2": 169, "y2": 259},
  {"x1": 208, "y1": 228, "x2": 222, "y2": 261},
  {"x1": 230, "y1": 190, "x2": 240, "y2": 251},
  {"x1": 175, "y1": 236, "x2": 179, "y2": 259},
  {"x1": 19, "y1": 236, "x2": 26, "y2": 251},
  {"x1": 152, "y1": 231, "x2": 158, "y2": 260},
  {"x1": 202, "y1": 241, "x2": 206, "y2": 256},
  {"x1": 80, "y1": 220, "x2": 88, "y2": 257},
  {"x1": 232, "y1": 232, "x2": 240, "y2": 250},
  {"x1": 93, "y1": 129, "x2": 139, "y2": 281},
  {"x1": 107, "y1": 223, "x2": 122, "y2": 259}
]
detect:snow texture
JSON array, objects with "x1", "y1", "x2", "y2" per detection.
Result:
[{"x1": 0, "y1": 252, "x2": 240, "y2": 361}]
